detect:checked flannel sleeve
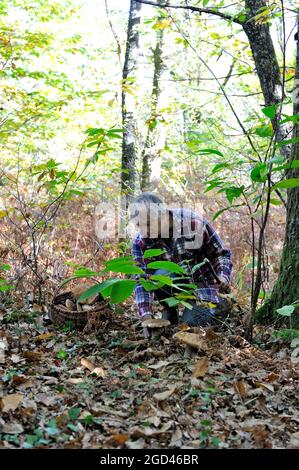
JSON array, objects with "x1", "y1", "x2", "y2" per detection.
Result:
[
  {"x1": 132, "y1": 234, "x2": 154, "y2": 318},
  {"x1": 202, "y1": 219, "x2": 233, "y2": 283}
]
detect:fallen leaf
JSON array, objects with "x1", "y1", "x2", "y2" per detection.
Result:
[
  {"x1": 11, "y1": 354, "x2": 23, "y2": 364},
  {"x1": 90, "y1": 367, "x2": 106, "y2": 378},
  {"x1": 81, "y1": 358, "x2": 96, "y2": 371},
  {"x1": 67, "y1": 378, "x2": 86, "y2": 384},
  {"x1": 192, "y1": 357, "x2": 209, "y2": 378},
  {"x1": 23, "y1": 351, "x2": 42, "y2": 362},
  {"x1": 0, "y1": 337, "x2": 8, "y2": 351},
  {"x1": 265, "y1": 372, "x2": 279, "y2": 382},
  {"x1": 2, "y1": 422, "x2": 24, "y2": 434},
  {"x1": 153, "y1": 386, "x2": 176, "y2": 402},
  {"x1": 34, "y1": 332, "x2": 55, "y2": 342},
  {"x1": 131, "y1": 421, "x2": 172, "y2": 437},
  {"x1": 289, "y1": 432, "x2": 299, "y2": 449},
  {"x1": 0, "y1": 351, "x2": 5, "y2": 364},
  {"x1": 148, "y1": 360, "x2": 174, "y2": 370},
  {"x1": 173, "y1": 332, "x2": 207, "y2": 350},
  {"x1": 22, "y1": 398, "x2": 37, "y2": 411},
  {"x1": 169, "y1": 427, "x2": 183, "y2": 447},
  {"x1": 245, "y1": 425, "x2": 270, "y2": 448},
  {"x1": 35, "y1": 393, "x2": 60, "y2": 406},
  {"x1": 126, "y1": 438, "x2": 145, "y2": 449},
  {"x1": 12, "y1": 376, "x2": 33, "y2": 388},
  {"x1": 205, "y1": 328, "x2": 220, "y2": 341},
  {"x1": 1, "y1": 394, "x2": 23, "y2": 412},
  {"x1": 254, "y1": 382, "x2": 274, "y2": 392},
  {"x1": 146, "y1": 416, "x2": 161, "y2": 428},
  {"x1": 178, "y1": 323, "x2": 191, "y2": 331},
  {"x1": 234, "y1": 380, "x2": 247, "y2": 398},
  {"x1": 110, "y1": 434, "x2": 129, "y2": 445},
  {"x1": 135, "y1": 367, "x2": 151, "y2": 376}
]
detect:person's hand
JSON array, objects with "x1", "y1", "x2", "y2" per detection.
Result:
[
  {"x1": 218, "y1": 275, "x2": 230, "y2": 293},
  {"x1": 141, "y1": 314, "x2": 153, "y2": 338}
]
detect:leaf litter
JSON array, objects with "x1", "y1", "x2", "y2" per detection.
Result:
[{"x1": 0, "y1": 301, "x2": 298, "y2": 449}]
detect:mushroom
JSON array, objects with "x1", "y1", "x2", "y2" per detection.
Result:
[
  {"x1": 65, "y1": 299, "x2": 76, "y2": 311},
  {"x1": 72, "y1": 283, "x2": 99, "y2": 312},
  {"x1": 141, "y1": 318, "x2": 171, "y2": 339},
  {"x1": 173, "y1": 331, "x2": 207, "y2": 357}
]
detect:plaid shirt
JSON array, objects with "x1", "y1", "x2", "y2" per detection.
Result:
[{"x1": 132, "y1": 208, "x2": 232, "y2": 317}]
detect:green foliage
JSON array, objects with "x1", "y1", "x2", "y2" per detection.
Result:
[
  {"x1": 56, "y1": 350, "x2": 68, "y2": 359},
  {"x1": 146, "y1": 261, "x2": 187, "y2": 274},
  {"x1": 261, "y1": 104, "x2": 278, "y2": 119},
  {"x1": 250, "y1": 163, "x2": 268, "y2": 183},
  {"x1": 143, "y1": 248, "x2": 166, "y2": 258},
  {"x1": 0, "y1": 264, "x2": 13, "y2": 292},
  {"x1": 272, "y1": 179, "x2": 299, "y2": 190},
  {"x1": 272, "y1": 329, "x2": 299, "y2": 343},
  {"x1": 277, "y1": 301, "x2": 299, "y2": 317},
  {"x1": 69, "y1": 253, "x2": 196, "y2": 307}
]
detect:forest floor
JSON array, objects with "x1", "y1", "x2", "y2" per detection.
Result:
[{"x1": 0, "y1": 298, "x2": 298, "y2": 449}]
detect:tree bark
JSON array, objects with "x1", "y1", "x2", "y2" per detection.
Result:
[
  {"x1": 243, "y1": 0, "x2": 282, "y2": 108},
  {"x1": 121, "y1": 0, "x2": 141, "y2": 205},
  {"x1": 141, "y1": 26, "x2": 164, "y2": 191},
  {"x1": 258, "y1": 16, "x2": 299, "y2": 326}
]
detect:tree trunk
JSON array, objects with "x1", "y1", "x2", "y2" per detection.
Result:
[
  {"x1": 243, "y1": 0, "x2": 282, "y2": 107},
  {"x1": 258, "y1": 16, "x2": 299, "y2": 326},
  {"x1": 141, "y1": 26, "x2": 164, "y2": 191},
  {"x1": 121, "y1": 0, "x2": 141, "y2": 204}
]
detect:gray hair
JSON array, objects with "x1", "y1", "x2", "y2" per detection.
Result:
[{"x1": 133, "y1": 192, "x2": 164, "y2": 206}]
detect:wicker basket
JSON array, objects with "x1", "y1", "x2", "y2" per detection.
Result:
[{"x1": 49, "y1": 289, "x2": 110, "y2": 329}]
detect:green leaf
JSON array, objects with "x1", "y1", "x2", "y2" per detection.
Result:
[
  {"x1": 147, "y1": 261, "x2": 187, "y2": 274},
  {"x1": 103, "y1": 264, "x2": 144, "y2": 275},
  {"x1": 79, "y1": 280, "x2": 118, "y2": 301},
  {"x1": 279, "y1": 113, "x2": 299, "y2": 125},
  {"x1": 101, "y1": 257, "x2": 144, "y2": 274},
  {"x1": 181, "y1": 301, "x2": 194, "y2": 310},
  {"x1": 191, "y1": 261, "x2": 206, "y2": 274},
  {"x1": 272, "y1": 160, "x2": 299, "y2": 172},
  {"x1": 0, "y1": 264, "x2": 11, "y2": 271},
  {"x1": 67, "y1": 423, "x2": 79, "y2": 432},
  {"x1": 68, "y1": 408, "x2": 81, "y2": 420},
  {"x1": 196, "y1": 148, "x2": 224, "y2": 157},
  {"x1": 272, "y1": 178, "x2": 299, "y2": 190},
  {"x1": 224, "y1": 186, "x2": 244, "y2": 204},
  {"x1": 211, "y1": 163, "x2": 230, "y2": 174},
  {"x1": 74, "y1": 268, "x2": 97, "y2": 277},
  {"x1": 107, "y1": 128, "x2": 124, "y2": 134},
  {"x1": 250, "y1": 163, "x2": 268, "y2": 183},
  {"x1": 140, "y1": 279, "x2": 160, "y2": 291},
  {"x1": 163, "y1": 297, "x2": 180, "y2": 307},
  {"x1": 104, "y1": 256, "x2": 134, "y2": 266},
  {"x1": 143, "y1": 248, "x2": 165, "y2": 259},
  {"x1": 261, "y1": 104, "x2": 277, "y2": 119},
  {"x1": 254, "y1": 124, "x2": 273, "y2": 137},
  {"x1": 277, "y1": 305, "x2": 295, "y2": 317},
  {"x1": 276, "y1": 136, "x2": 299, "y2": 147},
  {"x1": 110, "y1": 280, "x2": 136, "y2": 303},
  {"x1": 150, "y1": 274, "x2": 174, "y2": 286},
  {"x1": 212, "y1": 204, "x2": 244, "y2": 221},
  {"x1": 268, "y1": 155, "x2": 284, "y2": 164},
  {"x1": 56, "y1": 350, "x2": 68, "y2": 359},
  {"x1": 270, "y1": 198, "x2": 283, "y2": 206},
  {"x1": 204, "y1": 181, "x2": 224, "y2": 192}
]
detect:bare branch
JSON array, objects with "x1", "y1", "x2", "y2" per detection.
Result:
[{"x1": 135, "y1": 0, "x2": 243, "y2": 24}]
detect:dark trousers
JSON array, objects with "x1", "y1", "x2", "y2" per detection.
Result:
[{"x1": 153, "y1": 269, "x2": 216, "y2": 327}]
